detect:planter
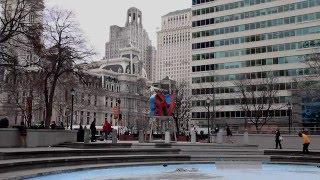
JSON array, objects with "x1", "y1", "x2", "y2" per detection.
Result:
[
  {"x1": 119, "y1": 135, "x2": 135, "y2": 141},
  {"x1": 177, "y1": 135, "x2": 188, "y2": 142}
]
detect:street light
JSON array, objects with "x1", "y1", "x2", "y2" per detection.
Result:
[
  {"x1": 287, "y1": 102, "x2": 292, "y2": 134},
  {"x1": 206, "y1": 98, "x2": 211, "y2": 143},
  {"x1": 70, "y1": 88, "x2": 75, "y2": 130}
]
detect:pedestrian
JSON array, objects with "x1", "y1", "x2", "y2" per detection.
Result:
[
  {"x1": 299, "y1": 132, "x2": 311, "y2": 154},
  {"x1": 39, "y1": 121, "x2": 45, "y2": 129},
  {"x1": 18, "y1": 121, "x2": 27, "y2": 148},
  {"x1": 275, "y1": 129, "x2": 282, "y2": 149},
  {"x1": 77, "y1": 125, "x2": 84, "y2": 142},
  {"x1": 214, "y1": 126, "x2": 219, "y2": 134},
  {"x1": 59, "y1": 121, "x2": 65, "y2": 130},
  {"x1": 90, "y1": 120, "x2": 97, "y2": 142},
  {"x1": 226, "y1": 125, "x2": 233, "y2": 143},
  {"x1": 50, "y1": 121, "x2": 56, "y2": 129},
  {"x1": 102, "y1": 119, "x2": 112, "y2": 141},
  {"x1": 0, "y1": 117, "x2": 9, "y2": 128}
]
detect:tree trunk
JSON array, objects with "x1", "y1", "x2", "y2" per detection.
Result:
[
  {"x1": 44, "y1": 76, "x2": 58, "y2": 128},
  {"x1": 45, "y1": 103, "x2": 52, "y2": 128},
  {"x1": 255, "y1": 124, "x2": 261, "y2": 134},
  {"x1": 174, "y1": 117, "x2": 180, "y2": 135}
]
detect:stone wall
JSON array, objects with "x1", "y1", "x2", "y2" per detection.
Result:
[
  {"x1": 231, "y1": 134, "x2": 320, "y2": 150},
  {"x1": 0, "y1": 128, "x2": 77, "y2": 148}
]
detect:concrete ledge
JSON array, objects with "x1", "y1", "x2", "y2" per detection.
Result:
[
  {"x1": 0, "y1": 154, "x2": 191, "y2": 173},
  {"x1": 0, "y1": 161, "x2": 211, "y2": 180},
  {"x1": 0, "y1": 129, "x2": 77, "y2": 148},
  {"x1": 0, "y1": 148, "x2": 181, "y2": 160},
  {"x1": 231, "y1": 134, "x2": 320, "y2": 150}
]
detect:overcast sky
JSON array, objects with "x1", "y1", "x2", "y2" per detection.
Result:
[{"x1": 45, "y1": 0, "x2": 191, "y2": 59}]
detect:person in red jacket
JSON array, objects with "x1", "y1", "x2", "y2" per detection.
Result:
[{"x1": 102, "y1": 119, "x2": 112, "y2": 141}]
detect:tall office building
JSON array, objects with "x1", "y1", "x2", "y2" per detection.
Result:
[
  {"x1": 155, "y1": 9, "x2": 192, "y2": 83},
  {"x1": 105, "y1": 7, "x2": 154, "y2": 80},
  {"x1": 191, "y1": 0, "x2": 320, "y2": 129}
]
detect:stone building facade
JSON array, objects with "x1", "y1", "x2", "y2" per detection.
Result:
[
  {"x1": 53, "y1": 47, "x2": 150, "y2": 131},
  {"x1": 105, "y1": 7, "x2": 155, "y2": 81},
  {"x1": 155, "y1": 9, "x2": 192, "y2": 83}
]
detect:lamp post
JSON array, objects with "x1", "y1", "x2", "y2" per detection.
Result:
[
  {"x1": 206, "y1": 98, "x2": 211, "y2": 143},
  {"x1": 70, "y1": 88, "x2": 75, "y2": 130},
  {"x1": 287, "y1": 103, "x2": 292, "y2": 134}
]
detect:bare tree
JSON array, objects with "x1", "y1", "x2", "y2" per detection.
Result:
[
  {"x1": 172, "y1": 80, "x2": 192, "y2": 134},
  {"x1": 0, "y1": 0, "x2": 43, "y2": 67},
  {"x1": 29, "y1": 7, "x2": 94, "y2": 127},
  {"x1": 234, "y1": 75, "x2": 280, "y2": 133}
]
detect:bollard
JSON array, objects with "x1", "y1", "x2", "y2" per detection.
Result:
[
  {"x1": 217, "y1": 129, "x2": 223, "y2": 144},
  {"x1": 84, "y1": 128, "x2": 90, "y2": 144},
  {"x1": 165, "y1": 131, "x2": 171, "y2": 143},
  {"x1": 191, "y1": 131, "x2": 196, "y2": 143},
  {"x1": 210, "y1": 134, "x2": 215, "y2": 143},
  {"x1": 243, "y1": 130, "x2": 249, "y2": 145},
  {"x1": 112, "y1": 129, "x2": 118, "y2": 144},
  {"x1": 139, "y1": 130, "x2": 144, "y2": 143}
]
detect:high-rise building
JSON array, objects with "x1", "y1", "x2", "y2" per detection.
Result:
[
  {"x1": 155, "y1": 9, "x2": 192, "y2": 83},
  {"x1": 191, "y1": 0, "x2": 320, "y2": 129},
  {"x1": 105, "y1": 7, "x2": 155, "y2": 80}
]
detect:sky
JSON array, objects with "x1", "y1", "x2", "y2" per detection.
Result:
[{"x1": 45, "y1": 0, "x2": 191, "y2": 60}]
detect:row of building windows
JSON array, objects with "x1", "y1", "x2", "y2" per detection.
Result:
[
  {"x1": 192, "y1": 0, "x2": 215, "y2": 5},
  {"x1": 192, "y1": 68, "x2": 312, "y2": 83},
  {"x1": 74, "y1": 93, "x2": 98, "y2": 107},
  {"x1": 192, "y1": 39, "x2": 320, "y2": 61},
  {"x1": 192, "y1": 12, "x2": 320, "y2": 38},
  {"x1": 192, "y1": 0, "x2": 275, "y2": 16},
  {"x1": 75, "y1": 111, "x2": 97, "y2": 125},
  {"x1": 167, "y1": 14, "x2": 188, "y2": 22},
  {"x1": 192, "y1": 96, "x2": 290, "y2": 107},
  {"x1": 192, "y1": 26, "x2": 320, "y2": 50},
  {"x1": 192, "y1": 0, "x2": 320, "y2": 27},
  {"x1": 192, "y1": 55, "x2": 305, "y2": 72},
  {"x1": 162, "y1": 33, "x2": 190, "y2": 45},
  {"x1": 192, "y1": 110, "x2": 289, "y2": 119},
  {"x1": 192, "y1": 82, "x2": 301, "y2": 95}
]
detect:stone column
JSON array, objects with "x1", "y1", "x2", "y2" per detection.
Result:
[
  {"x1": 139, "y1": 130, "x2": 144, "y2": 143},
  {"x1": 191, "y1": 131, "x2": 196, "y2": 143},
  {"x1": 217, "y1": 129, "x2": 223, "y2": 144},
  {"x1": 243, "y1": 130, "x2": 249, "y2": 145},
  {"x1": 165, "y1": 131, "x2": 170, "y2": 143},
  {"x1": 112, "y1": 129, "x2": 117, "y2": 143}
]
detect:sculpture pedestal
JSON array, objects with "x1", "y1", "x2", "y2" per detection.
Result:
[{"x1": 112, "y1": 129, "x2": 117, "y2": 144}]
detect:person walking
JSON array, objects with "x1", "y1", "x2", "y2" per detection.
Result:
[
  {"x1": 77, "y1": 125, "x2": 84, "y2": 142},
  {"x1": 275, "y1": 129, "x2": 282, "y2": 149},
  {"x1": 102, "y1": 119, "x2": 112, "y2": 141},
  {"x1": 90, "y1": 120, "x2": 97, "y2": 142},
  {"x1": 50, "y1": 121, "x2": 56, "y2": 129},
  {"x1": 18, "y1": 121, "x2": 27, "y2": 148},
  {"x1": 299, "y1": 132, "x2": 311, "y2": 154},
  {"x1": 226, "y1": 125, "x2": 233, "y2": 143}
]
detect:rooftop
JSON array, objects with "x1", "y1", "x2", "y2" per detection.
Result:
[{"x1": 163, "y1": 8, "x2": 191, "y2": 17}]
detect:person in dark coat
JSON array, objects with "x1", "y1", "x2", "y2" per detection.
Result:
[
  {"x1": 50, "y1": 121, "x2": 56, "y2": 129},
  {"x1": 0, "y1": 118, "x2": 9, "y2": 128},
  {"x1": 226, "y1": 125, "x2": 233, "y2": 143},
  {"x1": 90, "y1": 120, "x2": 97, "y2": 142},
  {"x1": 77, "y1": 125, "x2": 84, "y2": 142},
  {"x1": 275, "y1": 129, "x2": 282, "y2": 149}
]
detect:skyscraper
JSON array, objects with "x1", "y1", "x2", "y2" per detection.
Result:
[
  {"x1": 191, "y1": 0, "x2": 320, "y2": 129},
  {"x1": 155, "y1": 9, "x2": 192, "y2": 83},
  {"x1": 105, "y1": 7, "x2": 154, "y2": 80}
]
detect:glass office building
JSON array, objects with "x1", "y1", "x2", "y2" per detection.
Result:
[{"x1": 191, "y1": 0, "x2": 320, "y2": 130}]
